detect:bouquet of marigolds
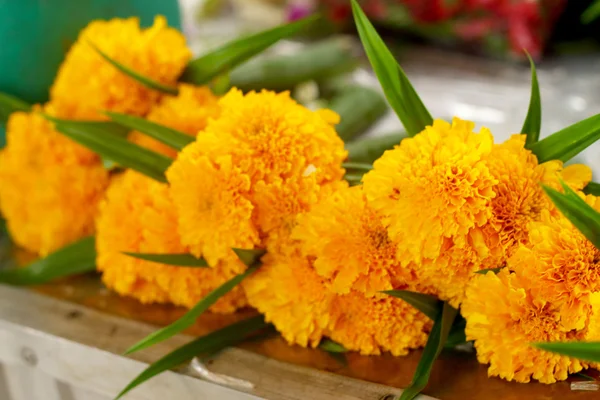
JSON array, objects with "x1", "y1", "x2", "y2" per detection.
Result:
[{"x1": 1, "y1": 2, "x2": 600, "y2": 399}]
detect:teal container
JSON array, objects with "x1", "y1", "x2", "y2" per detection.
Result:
[{"x1": 0, "y1": 0, "x2": 182, "y2": 146}]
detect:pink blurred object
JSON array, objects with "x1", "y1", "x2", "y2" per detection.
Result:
[{"x1": 308, "y1": 0, "x2": 567, "y2": 59}]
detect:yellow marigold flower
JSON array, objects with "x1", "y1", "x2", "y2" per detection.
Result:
[
  {"x1": 130, "y1": 84, "x2": 220, "y2": 157},
  {"x1": 96, "y1": 170, "x2": 247, "y2": 312},
  {"x1": 293, "y1": 185, "x2": 405, "y2": 295},
  {"x1": 0, "y1": 107, "x2": 108, "y2": 256},
  {"x1": 327, "y1": 291, "x2": 431, "y2": 356},
  {"x1": 243, "y1": 252, "x2": 335, "y2": 348},
  {"x1": 50, "y1": 16, "x2": 191, "y2": 119},
  {"x1": 507, "y1": 199, "x2": 600, "y2": 331},
  {"x1": 463, "y1": 269, "x2": 597, "y2": 383},
  {"x1": 362, "y1": 117, "x2": 497, "y2": 265},
  {"x1": 167, "y1": 89, "x2": 347, "y2": 264}
]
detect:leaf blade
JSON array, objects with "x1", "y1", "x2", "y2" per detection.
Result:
[
  {"x1": 346, "y1": 132, "x2": 406, "y2": 163},
  {"x1": 0, "y1": 91, "x2": 31, "y2": 124},
  {"x1": 522, "y1": 54, "x2": 542, "y2": 148},
  {"x1": 181, "y1": 15, "x2": 318, "y2": 85},
  {"x1": 88, "y1": 42, "x2": 178, "y2": 95},
  {"x1": 585, "y1": 182, "x2": 600, "y2": 196},
  {"x1": 319, "y1": 339, "x2": 347, "y2": 353},
  {"x1": 116, "y1": 315, "x2": 269, "y2": 399},
  {"x1": 123, "y1": 252, "x2": 209, "y2": 267},
  {"x1": 351, "y1": 0, "x2": 432, "y2": 136},
  {"x1": 0, "y1": 237, "x2": 96, "y2": 285},
  {"x1": 533, "y1": 342, "x2": 600, "y2": 363},
  {"x1": 530, "y1": 114, "x2": 600, "y2": 163},
  {"x1": 400, "y1": 302, "x2": 458, "y2": 400},
  {"x1": 382, "y1": 290, "x2": 442, "y2": 321}
]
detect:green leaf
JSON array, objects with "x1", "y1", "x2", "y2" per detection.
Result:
[
  {"x1": 181, "y1": 15, "x2": 318, "y2": 85},
  {"x1": 346, "y1": 132, "x2": 406, "y2": 164},
  {"x1": 0, "y1": 236, "x2": 95, "y2": 285},
  {"x1": 543, "y1": 183, "x2": 600, "y2": 249},
  {"x1": 445, "y1": 315, "x2": 467, "y2": 348},
  {"x1": 232, "y1": 248, "x2": 266, "y2": 267},
  {"x1": 48, "y1": 117, "x2": 172, "y2": 183},
  {"x1": 104, "y1": 111, "x2": 194, "y2": 151},
  {"x1": 529, "y1": 114, "x2": 600, "y2": 163},
  {"x1": 0, "y1": 91, "x2": 31, "y2": 124},
  {"x1": 43, "y1": 117, "x2": 131, "y2": 138},
  {"x1": 585, "y1": 182, "x2": 600, "y2": 196},
  {"x1": 351, "y1": 0, "x2": 432, "y2": 137},
  {"x1": 533, "y1": 342, "x2": 600, "y2": 363},
  {"x1": 522, "y1": 54, "x2": 541, "y2": 148},
  {"x1": 123, "y1": 253, "x2": 208, "y2": 267},
  {"x1": 124, "y1": 249, "x2": 264, "y2": 355},
  {"x1": 400, "y1": 302, "x2": 458, "y2": 400},
  {"x1": 582, "y1": 0, "x2": 600, "y2": 24},
  {"x1": 342, "y1": 162, "x2": 373, "y2": 171},
  {"x1": 574, "y1": 372, "x2": 596, "y2": 381},
  {"x1": 116, "y1": 315, "x2": 269, "y2": 400},
  {"x1": 344, "y1": 173, "x2": 364, "y2": 186},
  {"x1": 319, "y1": 339, "x2": 347, "y2": 353},
  {"x1": 382, "y1": 290, "x2": 442, "y2": 321},
  {"x1": 88, "y1": 42, "x2": 178, "y2": 95},
  {"x1": 475, "y1": 267, "x2": 504, "y2": 275}
]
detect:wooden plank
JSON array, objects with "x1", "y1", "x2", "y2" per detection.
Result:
[{"x1": 0, "y1": 284, "x2": 432, "y2": 400}]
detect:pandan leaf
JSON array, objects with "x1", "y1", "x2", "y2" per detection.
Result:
[
  {"x1": 88, "y1": 42, "x2": 178, "y2": 95},
  {"x1": 344, "y1": 173, "x2": 363, "y2": 186},
  {"x1": 43, "y1": 116, "x2": 131, "y2": 138},
  {"x1": 475, "y1": 267, "x2": 504, "y2": 275},
  {"x1": 232, "y1": 248, "x2": 265, "y2": 267},
  {"x1": 585, "y1": 182, "x2": 600, "y2": 196},
  {"x1": 533, "y1": 342, "x2": 600, "y2": 362},
  {"x1": 124, "y1": 249, "x2": 264, "y2": 355},
  {"x1": 543, "y1": 183, "x2": 600, "y2": 249},
  {"x1": 522, "y1": 54, "x2": 541, "y2": 148},
  {"x1": 123, "y1": 253, "x2": 208, "y2": 267},
  {"x1": 116, "y1": 315, "x2": 269, "y2": 399},
  {"x1": 0, "y1": 91, "x2": 31, "y2": 124},
  {"x1": 104, "y1": 111, "x2": 193, "y2": 151},
  {"x1": 49, "y1": 117, "x2": 172, "y2": 183},
  {"x1": 342, "y1": 162, "x2": 373, "y2": 171},
  {"x1": 445, "y1": 315, "x2": 467, "y2": 348},
  {"x1": 530, "y1": 114, "x2": 600, "y2": 163},
  {"x1": 0, "y1": 237, "x2": 95, "y2": 285},
  {"x1": 382, "y1": 290, "x2": 442, "y2": 321},
  {"x1": 582, "y1": 0, "x2": 600, "y2": 24},
  {"x1": 351, "y1": 0, "x2": 432, "y2": 137},
  {"x1": 574, "y1": 372, "x2": 596, "y2": 381},
  {"x1": 346, "y1": 132, "x2": 406, "y2": 164},
  {"x1": 400, "y1": 302, "x2": 458, "y2": 400},
  {"x1": 319, "y1": 339, "x2": 347, "y2": 353},
  {"x1": 181, "y1": 15, "x2": 318, "y2": 85}
]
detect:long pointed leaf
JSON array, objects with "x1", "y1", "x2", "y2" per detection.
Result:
[
  {"x1": 346, "y1": 132, "x2": 407, "y2": 163},
  {"x1": 0, "y1": 237, "x2": 95, "y2": 285},
  {"x1": 124, "y1": 249, "x2": 264, "y2": 355},
  {"x1": 88, "y1": 42, "x2": 178, "y2": 95},
  {"x1": 400, "y1": 302, "x2": 458, "y2": 400},
  {"x1": 0, "y1": 92, "x2": 31, "y2": 124},
  {"x1": 533, "y1": 342, "x2": 600, "y2": 362},
  {"x1": 104, "y1": 111, "x2": 194, "y2": 151},
  {"x1": 585, "y1": 182, "x2": 600, "y2": 196},
  {"x1": 342, "y1": 162, "x2": 373, "y2": 171},
  {"x1": 543, "y1": 183, "x2": 600, "y2": 249},
  {"x1": 49, "y1": 117, "x2": 172, "y2": 183},
  {"x1": 123, "y1": 252, "x2": 208, "y2": 267},
  {"x1": 522, "y1": 54, "x2": 541, "y2": 148},
  {"x1": 116, "y1": 315, "x2": 269, "y2": 399},
  {"x1": 530, "y1": 114, "x2": 600, "y2": 163},
  {"x1": 382, "y1": 290, "x2": 442, "y2": 320},
  {"x1": 319, "y1": 339, "x2": 347, "y2": 353},
  {"x1": 582, "y1": 0, "x2": 600, "y2": 24},
  {"x1": 351, "y1": 0, "x2": 432, "y2": 136},
  {"x1": 181, "y1": 15, "x2": 318, "y2": 85}
]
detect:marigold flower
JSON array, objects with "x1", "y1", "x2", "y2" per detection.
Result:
[
  {"x1": 507, "y1": 196, "x2": 600, "y2": 331},
  {"x1": 167, "y1": 89, "x2": 347, "y2": 264},
  {"x1": 0, "y1": 107, "x2": 108, "y2": 256},
  {"x1": 96, "y1": 170, "x2": 247, "y2": 312},
  {"x1": 129, "y1": 84, "x2": 220, "y2": 157},
  {"x1": 462, "y1": 269, "x2": 599, "y2": 383},
  {"x1": 293, "y1": 185, "x2": 405, "y2": 295},
  {"x1": 50, "y1": 16, "x2": 191, "y2": 119},
  {"x1": 327, "y1": 291, "x2": 431, "y2": 356}
]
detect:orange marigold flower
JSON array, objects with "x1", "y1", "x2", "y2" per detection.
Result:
[
  {"x1": 293, "y1": 185, "x2": 406, "y2": 295},
  {"x1": 96, "y1": 170, "x2": 247, "y2": 312},
  {"x1": 327, "y1": 291, "x2": 431, "y2": 356},
  {"x1": 462, "y1": 269, "x2": 598, "y2": 383},
  {"x1": 507, "y1": 197, "x2": 600, "y2": 331},
  {"x1": 0, "y1": 107, "x2": 108, "y2": 256},
  {"x1": 243, "y1": 252, "x2": 335, "y2": 348},
  {"x1": 50, "y1": 16, "x2": 191, "y2": 119},
  {"x1": 129, "y1": 84, "x2": 220, "y2": 157},
  {"x1": 167, "y1": 89, "x2": 347, "y2": 264}
]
